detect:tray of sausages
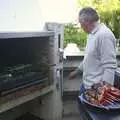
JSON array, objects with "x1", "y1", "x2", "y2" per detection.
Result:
[{"x1": 79, "y1": 81, "x2": 120, "y2": 111}]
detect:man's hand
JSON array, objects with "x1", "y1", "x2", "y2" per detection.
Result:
[{"x1": 68, "y1": 71, "x2": 77, "y2": 79}]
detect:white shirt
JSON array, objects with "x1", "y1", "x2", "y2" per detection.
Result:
[{"x1": 78, "y1": 23, "x2": 117, "y2": 88}]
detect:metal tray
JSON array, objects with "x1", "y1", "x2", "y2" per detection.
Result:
[{"x1": 78, "y1": 94, "x2": 120, "y2": 111}]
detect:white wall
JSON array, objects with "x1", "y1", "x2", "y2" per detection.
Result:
[
  {"x1": 0, "y1": 0, "x2": 45, "y2": 31},
  {"x1": 39, "y1": 0, "x2": 78, "y2": 23},
  {"x1": 0, "y1": 0, "x2": 78, "y2": 31}
]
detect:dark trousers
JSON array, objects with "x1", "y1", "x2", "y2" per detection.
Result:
[
  {"x1": 78, "y1": 84, "x2": 91, "y2": 120},
  {"x1": 79, "y1": 84, "x2": 86, "y2": 95}
]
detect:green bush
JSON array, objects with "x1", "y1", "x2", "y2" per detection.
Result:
[
  {"x1": 100, "y1": 10, "x2": 120, "y2": 39},
  {"x1": 64, "y1": 0, "x2": 120, "y2": 47},
  {"x1": 77, "y1": 0, "x2": 120, "y2": 39},
  {"x1": 64, "y1": 23, "x2": 87, "y2": 48},
  {"x1": 112, "y1": 10, "x2": 120, "y2": 39}
]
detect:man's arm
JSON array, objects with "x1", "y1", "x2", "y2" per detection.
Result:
[
  {"x1": 69, "y1": 61, "x2": 83, "y2": 79},
  {"x1": 75, "y1": 61, "x2": 83, "y2": 73},
  {"x1": 99, "y1": 34, "x2": 117, "y2": 85}
]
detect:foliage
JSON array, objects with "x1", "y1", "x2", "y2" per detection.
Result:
[
  {"x1": 77, "y1": 0, "x2": 120, "y2": 38},
  {"x1": 64, "y1": 23, "x2": 87, "y2": 48},
  {"x1": 64, "y1": 0, "x2": 120, "y2": 48}
]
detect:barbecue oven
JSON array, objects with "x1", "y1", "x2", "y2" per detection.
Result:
[{"x1": 0, "y1": 31, "x2": 59, "y2": 97}]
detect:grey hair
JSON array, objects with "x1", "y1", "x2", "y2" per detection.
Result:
[{"x1": 79, "y1": 7, "x2": 99, "y2": 23}]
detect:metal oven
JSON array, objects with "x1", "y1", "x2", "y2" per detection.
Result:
[
  {"x1": 0, "y1": 32, "x2": 54, "y2": 96},
  {"x1": 0, "y1": 23, "x2": 64, "y2": 98}
]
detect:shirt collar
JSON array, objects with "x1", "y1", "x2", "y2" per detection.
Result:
[{"x1": 91, "y1": 21, "x2": 102, "y2": 34}]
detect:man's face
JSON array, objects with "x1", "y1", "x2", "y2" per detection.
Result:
[{"x1": 79, "y1": 20, "x2": 92, "y2": 33}]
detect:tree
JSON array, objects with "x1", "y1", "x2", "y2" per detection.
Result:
[
  {"x1": 64, "y1": 0, "x2": 120, "y2": 48},
  {"x1": 77, "y1": 0, "x2": 120, "y2": 38}
]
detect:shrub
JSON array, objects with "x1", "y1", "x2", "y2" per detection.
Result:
[{"x1": 64, "y1": 23, "x2": 87, "y2": 48}]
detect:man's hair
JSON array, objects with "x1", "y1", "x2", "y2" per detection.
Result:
[{"x1": 79, "y1": 7, "x2": 99, "y2": 23}]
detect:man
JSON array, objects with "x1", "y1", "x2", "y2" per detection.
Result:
[{"x1": 69, "y1": 7, "x2": 117, "y2": 93}]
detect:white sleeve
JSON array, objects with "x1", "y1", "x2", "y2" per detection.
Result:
[
  {"x1": 75, "y1": 61, "x2": 83, "y2": 73},
  {"x1": 99, "y1": 35, "x2": 117, "y2": 85}
]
